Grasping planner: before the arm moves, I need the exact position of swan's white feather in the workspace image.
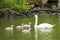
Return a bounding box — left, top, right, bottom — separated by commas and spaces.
5, 25, 13, 31
37, 23, 55, 29
16, 26, 22, 29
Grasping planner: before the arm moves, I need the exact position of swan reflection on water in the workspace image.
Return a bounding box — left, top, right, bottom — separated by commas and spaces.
5, 29, 13, 37
38, 28, 54, 33
38, 28, 55, 40
5, 25, 13, 37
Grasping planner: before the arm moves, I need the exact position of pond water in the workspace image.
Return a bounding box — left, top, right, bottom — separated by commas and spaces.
0, 15, 60, 40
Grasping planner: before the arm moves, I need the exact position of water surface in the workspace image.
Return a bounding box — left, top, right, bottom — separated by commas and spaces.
0, 15, 60, 40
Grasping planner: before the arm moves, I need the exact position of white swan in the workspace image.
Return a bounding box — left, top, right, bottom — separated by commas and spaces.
22, 22, 31, 28
37, 23, 55, 29
16, 23, 24, 29
34, 15, 56, 40
16, 22, 31, 30
5, 25, 13, 30
34, 15, 55, 29
22, 28, 31, 34
22, 22, 31, 30
16, 26, 22, 29
22, 22, 31, 34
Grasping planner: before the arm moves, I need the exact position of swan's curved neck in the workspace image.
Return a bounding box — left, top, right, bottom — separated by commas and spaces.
34, 15, 38, 27
34, 15, 38, 40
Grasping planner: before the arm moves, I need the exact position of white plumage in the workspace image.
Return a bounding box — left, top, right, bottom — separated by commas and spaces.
36, 23, 55, 29
34, 15, 56, 40
16, 22, 31, 30
34, 15, 55, 40
16, 23, 24, 29
22, 27, 31, 34
34, 15, 55, 29
5, 25, 13, 31
16, 25, 22, 29
22, 22, 31, 34
22, 22, 31, 28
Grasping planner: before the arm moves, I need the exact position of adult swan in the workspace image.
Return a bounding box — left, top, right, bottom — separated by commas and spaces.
34, 15, 56, 40
34, 15, 56, 29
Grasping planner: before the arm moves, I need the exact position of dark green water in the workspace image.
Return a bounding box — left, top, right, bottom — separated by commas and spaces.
0, 15, 60, 40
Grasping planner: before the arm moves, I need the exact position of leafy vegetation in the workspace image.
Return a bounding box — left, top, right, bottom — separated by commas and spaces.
0, 0, 34, 10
